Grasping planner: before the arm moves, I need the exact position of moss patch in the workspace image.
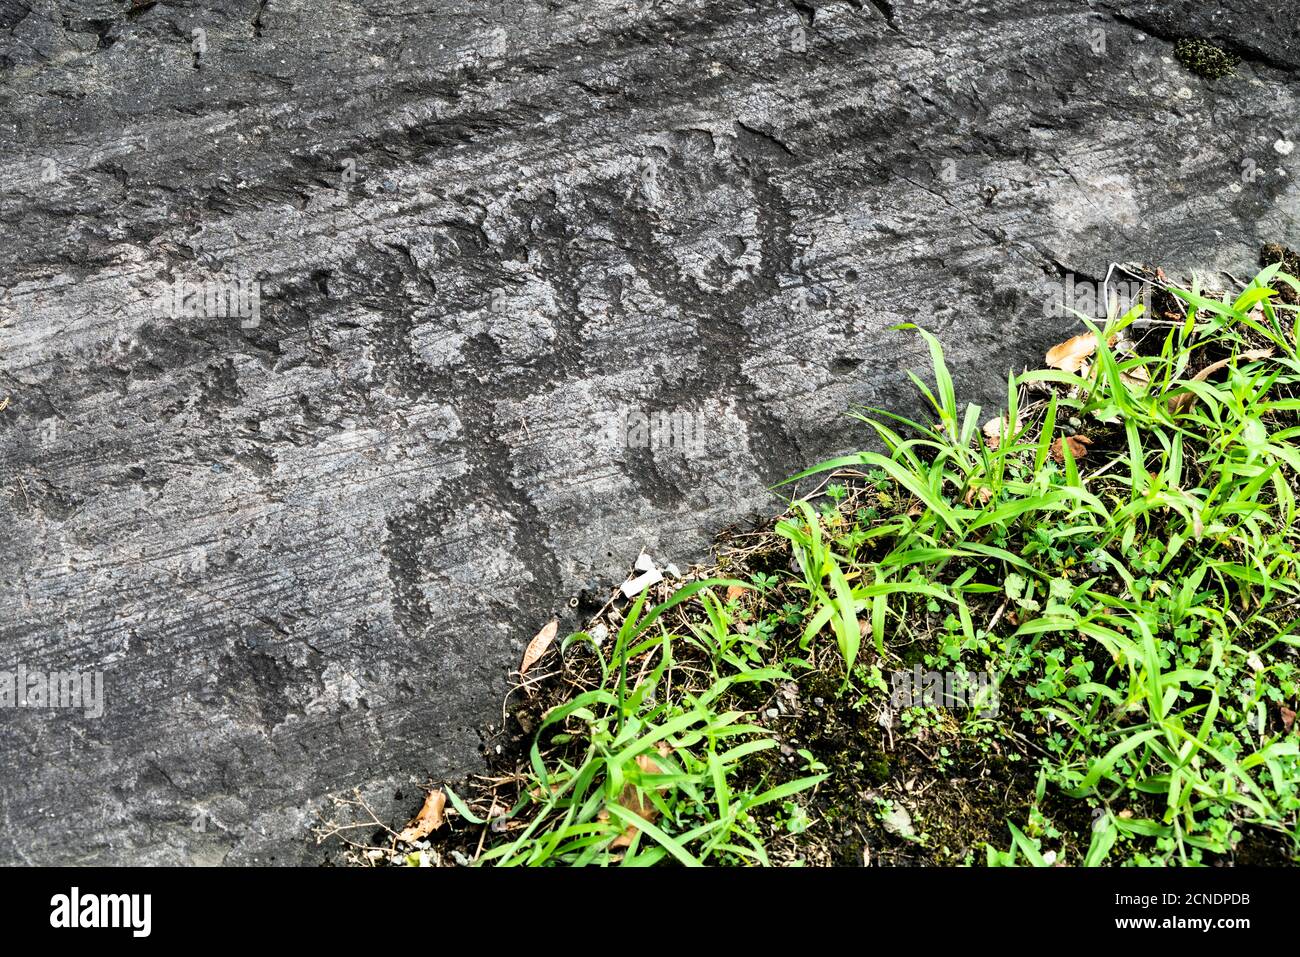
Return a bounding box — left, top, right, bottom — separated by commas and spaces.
1174, 38, 1239, 80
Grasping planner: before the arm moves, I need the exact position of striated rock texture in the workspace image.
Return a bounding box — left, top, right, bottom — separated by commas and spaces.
1, 0, 1297, 864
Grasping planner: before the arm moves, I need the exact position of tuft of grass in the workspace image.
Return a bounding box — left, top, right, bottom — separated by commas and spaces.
1262, 244, 1300, 305
447, 580, 827, 866
361, 263, 1300, 867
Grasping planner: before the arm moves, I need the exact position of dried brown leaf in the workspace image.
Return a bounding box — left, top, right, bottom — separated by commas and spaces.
1046, 333, 1097, 373
1120, 363, 1151, 390
1050, 434, 1093, 464
397, 788, 446, 843
609, 752, 666, 849
982, 414, 1021, 450
1169, 348, 1274, 414
1282, 704, 1296, 734
519, 619, 558, 676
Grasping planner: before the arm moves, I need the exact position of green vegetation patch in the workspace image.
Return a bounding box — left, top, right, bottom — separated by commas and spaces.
1174, 38, 1240, 80
1262, 244, 1300, 305
335, 263, 1300, 867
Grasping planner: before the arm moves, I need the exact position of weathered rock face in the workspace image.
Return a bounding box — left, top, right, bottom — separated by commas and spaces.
0, 0, 1296, 864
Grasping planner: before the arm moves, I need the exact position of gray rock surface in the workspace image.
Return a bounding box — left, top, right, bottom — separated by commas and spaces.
1, 0, 1297, 864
